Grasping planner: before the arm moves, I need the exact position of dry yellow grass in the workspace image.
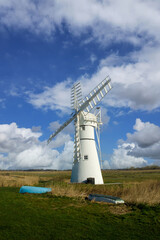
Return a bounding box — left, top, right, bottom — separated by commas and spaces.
0, 174, 39, 187
1, 171, 160, 205
51, 180, 160, 205
121, 180, 160, 205
52, 184, 87, 198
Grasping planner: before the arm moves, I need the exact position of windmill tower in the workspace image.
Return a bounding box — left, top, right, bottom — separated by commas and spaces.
48, 76, 112, 184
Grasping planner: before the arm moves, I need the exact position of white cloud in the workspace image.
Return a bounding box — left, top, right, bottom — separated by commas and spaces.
28, 79, 72, 113
127, 118, 160, 148
48, 121, 61, 131
49, 133, 72, 149
80, 45, 160, 111
0, 122, 73, 170
48, 120, 74, 135
0, 0, 160, 45
109, 119, 160, 169
1, 119, 159, 170
26, 43, 160, 113
56, 140, 74, 170
32, 126, 42, 133
90, 54, 97, 64
4, 1, 157, 113
110, 143, 147, 169
126, 119, 160, 160
103, 159, 110, 169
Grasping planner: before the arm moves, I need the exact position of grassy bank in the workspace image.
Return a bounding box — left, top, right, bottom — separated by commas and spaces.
0, 169, 160, 239
1, 169, 160, 205
0, 187, 160, 240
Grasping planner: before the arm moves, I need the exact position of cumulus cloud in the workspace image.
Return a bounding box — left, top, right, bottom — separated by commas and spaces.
5, 1, 157, 113
32, 126, 42, 133
109, 119, 160, 169
0, 122, 73, 170
110, 143, 147, 169
49, 133, 72, 149
0, 0, 160, 45
127, 118, 160, 148
1, 118, 159, 170
56, 140, 74, 170
127, 119, 160, 160
26, 43, 160, 113
27, 73, 111, 124
80, 45, 160, 111
48, 120, 74, 135
28, 79, 72, 113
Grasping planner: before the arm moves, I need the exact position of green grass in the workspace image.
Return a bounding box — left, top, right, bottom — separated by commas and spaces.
1, 169, 160, 239
0, 187, 160, 240
102, 169, 160, 183
1, 169, 160, 185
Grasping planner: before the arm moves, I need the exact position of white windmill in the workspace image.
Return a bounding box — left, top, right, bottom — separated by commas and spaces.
48, 76, 112, 184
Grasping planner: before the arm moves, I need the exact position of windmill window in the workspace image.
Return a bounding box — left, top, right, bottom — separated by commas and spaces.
84, 155, 88, 160
82, 126, 85, 131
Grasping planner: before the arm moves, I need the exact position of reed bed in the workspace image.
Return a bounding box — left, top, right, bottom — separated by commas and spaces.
51, 180, 160, 205
1, 170, 160, 205
52, 184, 87, 198
0, 175, 39, 187
121, 180, 160, 205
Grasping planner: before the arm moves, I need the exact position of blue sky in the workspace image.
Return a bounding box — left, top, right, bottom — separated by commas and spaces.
0, 0, 160, 170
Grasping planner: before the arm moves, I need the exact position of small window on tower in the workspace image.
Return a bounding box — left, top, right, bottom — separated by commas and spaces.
84, 155, 88, 160
82, 126, 85, 131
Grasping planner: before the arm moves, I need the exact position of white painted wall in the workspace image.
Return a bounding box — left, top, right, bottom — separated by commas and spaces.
71, 112, 104, 184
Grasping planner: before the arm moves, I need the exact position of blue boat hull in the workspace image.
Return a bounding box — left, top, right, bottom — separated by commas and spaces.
19, 186, 52, 194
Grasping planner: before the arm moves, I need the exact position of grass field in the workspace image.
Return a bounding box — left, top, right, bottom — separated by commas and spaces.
0, 169, 160, 239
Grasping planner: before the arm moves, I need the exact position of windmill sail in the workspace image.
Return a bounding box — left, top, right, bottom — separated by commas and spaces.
71, 81, 82, 110
78, 76, 112, 113
47, 76, 112, 144
47, 113, 76, 144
